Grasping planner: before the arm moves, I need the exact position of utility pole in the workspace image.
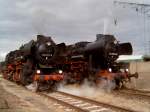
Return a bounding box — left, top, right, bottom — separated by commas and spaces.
114, 1, 150, 55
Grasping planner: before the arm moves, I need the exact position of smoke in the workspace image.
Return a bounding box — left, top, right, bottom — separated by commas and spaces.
103, 18, 110, 35
58, 78, 116, 97
27, 0, 115, 40
103, 0, 114, 35
26, 83, 38, 92
97, 79, 116, 93
30, 8, 56, 35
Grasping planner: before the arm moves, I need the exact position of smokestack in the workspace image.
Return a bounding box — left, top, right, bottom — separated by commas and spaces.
96, 34, 104, 41
37, 35, 56, 45
37, 34, 45, 39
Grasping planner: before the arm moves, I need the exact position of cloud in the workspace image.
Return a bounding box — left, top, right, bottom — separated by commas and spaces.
0, 0, 150, 61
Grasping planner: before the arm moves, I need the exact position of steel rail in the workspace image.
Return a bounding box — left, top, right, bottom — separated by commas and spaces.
55, 91, 138, 112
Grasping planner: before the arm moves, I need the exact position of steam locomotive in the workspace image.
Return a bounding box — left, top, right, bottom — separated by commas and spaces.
62, 34, 137, 87
3, 34, 138, 91
4, 35, 64, 91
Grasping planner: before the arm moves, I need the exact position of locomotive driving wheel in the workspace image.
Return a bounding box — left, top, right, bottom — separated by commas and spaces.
20, 69, 27, 85
20, 64, 32, 85
15, 69, 21, 84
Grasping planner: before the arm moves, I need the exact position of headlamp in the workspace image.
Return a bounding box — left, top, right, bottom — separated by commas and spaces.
58, 70, 63, 74
125, 69, 129, 72
108, 68, 112, 72
36, 70, 41, 74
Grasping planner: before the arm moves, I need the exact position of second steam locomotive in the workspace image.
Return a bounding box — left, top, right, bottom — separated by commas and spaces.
2, 34, 138, 91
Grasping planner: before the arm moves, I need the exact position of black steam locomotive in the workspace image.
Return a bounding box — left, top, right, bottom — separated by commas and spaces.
61, 34, 134, 85
3, 34, 136, 91
4, 35, 64, 91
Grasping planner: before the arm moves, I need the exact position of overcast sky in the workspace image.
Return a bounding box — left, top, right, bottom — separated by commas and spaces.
0, 0, 150, 61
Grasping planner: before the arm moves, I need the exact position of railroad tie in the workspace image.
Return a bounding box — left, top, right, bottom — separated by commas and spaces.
90, 108, 109, 112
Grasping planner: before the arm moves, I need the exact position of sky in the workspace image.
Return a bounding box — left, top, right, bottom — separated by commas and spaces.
0, 0, 150, 61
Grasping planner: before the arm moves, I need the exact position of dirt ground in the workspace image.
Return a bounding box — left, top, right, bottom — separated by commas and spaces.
0, 72, 150, 112
0, 75, 73, 112
0, 78, 37, 112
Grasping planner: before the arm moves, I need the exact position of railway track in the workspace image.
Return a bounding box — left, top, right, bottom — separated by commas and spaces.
123, 88, 150, 95
115, 88, 150, 102
38, 91, 137, 112
1, 79, 144, 112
